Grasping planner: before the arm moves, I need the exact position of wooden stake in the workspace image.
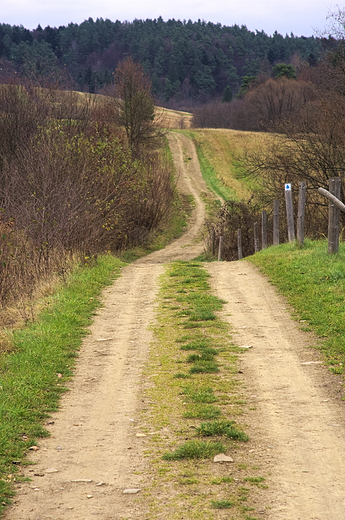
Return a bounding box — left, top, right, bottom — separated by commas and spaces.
297, 181, 306, 245
261, 210, 268, 249
327, 177, 341, 254
253, 222, 260, 253
237, 229, 243, 260
218, 236, 223, 261
273, 199, 279, 246
211, 228, 215, 256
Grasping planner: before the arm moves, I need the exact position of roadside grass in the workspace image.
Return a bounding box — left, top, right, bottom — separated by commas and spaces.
0, 255, 125, 515
248, 239, 345, 377
138, 261, 270, 519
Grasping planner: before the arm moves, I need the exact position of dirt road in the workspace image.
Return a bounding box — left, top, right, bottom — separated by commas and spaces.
5, 132, 345, 520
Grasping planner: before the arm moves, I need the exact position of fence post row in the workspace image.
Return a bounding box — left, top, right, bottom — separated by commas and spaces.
284, 183, 295, 242
213, 178, 343, 261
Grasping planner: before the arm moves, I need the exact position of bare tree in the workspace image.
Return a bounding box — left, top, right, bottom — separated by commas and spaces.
112, 57, 161, 153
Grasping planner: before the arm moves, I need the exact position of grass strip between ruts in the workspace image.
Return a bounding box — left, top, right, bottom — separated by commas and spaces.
0, 255, 125, 515
137, 261, 268, 519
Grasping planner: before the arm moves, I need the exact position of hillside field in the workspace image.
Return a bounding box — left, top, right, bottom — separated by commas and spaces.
184, 128, 272, 201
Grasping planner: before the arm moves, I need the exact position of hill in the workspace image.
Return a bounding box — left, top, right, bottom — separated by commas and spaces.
0, 18, 323, 105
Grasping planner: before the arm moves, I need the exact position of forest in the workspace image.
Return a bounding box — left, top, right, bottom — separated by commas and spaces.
0, 17, 323, 106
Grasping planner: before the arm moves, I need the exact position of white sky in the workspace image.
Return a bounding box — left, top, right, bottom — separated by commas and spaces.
0, 0, 337, 37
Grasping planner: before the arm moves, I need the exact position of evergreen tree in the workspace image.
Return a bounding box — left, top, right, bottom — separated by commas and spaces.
222, 85, 232, 102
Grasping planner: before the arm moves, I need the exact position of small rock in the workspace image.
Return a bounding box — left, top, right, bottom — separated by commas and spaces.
96, 481, 106, 486
45, 468, 59, 473
86, 495, 93, 499
136, 433, 147, 437
301, 361, 322, 365
238, 345, 253, 349
214, 453, 234, 463
96, 338, 112, 342
123, 488, 141, 494
28, 446, 39, 451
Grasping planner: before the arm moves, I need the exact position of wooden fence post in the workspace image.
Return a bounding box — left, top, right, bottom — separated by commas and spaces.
327, 177, 341, 254
253, 222, 260, 253
237, 229, 243, 260
261, 210, 268, 249
284, 183, 295, 242
297, 181, 306, 245
273, 199, 279, 246
211, 228, 215, 256
218, 236, 223, 261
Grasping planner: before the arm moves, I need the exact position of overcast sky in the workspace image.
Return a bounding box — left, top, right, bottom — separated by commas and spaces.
0, 0, 337, 37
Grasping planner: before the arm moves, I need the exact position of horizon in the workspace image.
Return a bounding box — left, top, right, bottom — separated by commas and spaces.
0, 0, 337, 38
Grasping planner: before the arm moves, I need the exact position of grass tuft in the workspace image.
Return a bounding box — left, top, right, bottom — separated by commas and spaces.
211, 499, 235, 509
162, 440, 225, 460
183, 404, 222, 419
196, 420, 249, 441
189, 361, 219, 374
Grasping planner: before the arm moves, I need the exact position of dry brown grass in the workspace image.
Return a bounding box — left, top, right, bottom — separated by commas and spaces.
155, 107, 193, 129
55, 90, 193, 130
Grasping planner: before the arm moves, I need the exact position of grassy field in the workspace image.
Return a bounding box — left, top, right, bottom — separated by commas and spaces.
184, 129, 272, 201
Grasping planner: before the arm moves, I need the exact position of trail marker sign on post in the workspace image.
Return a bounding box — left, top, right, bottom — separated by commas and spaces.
284, 183, 295, 242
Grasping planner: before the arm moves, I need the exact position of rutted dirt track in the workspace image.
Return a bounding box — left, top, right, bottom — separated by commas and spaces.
209, 263, 345, 519
5, 132, 345, 520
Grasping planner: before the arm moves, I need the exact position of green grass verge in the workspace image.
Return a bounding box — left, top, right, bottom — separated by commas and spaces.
195, 145, 237, 201
0, 255, 125, 514
247, 239, 345, 376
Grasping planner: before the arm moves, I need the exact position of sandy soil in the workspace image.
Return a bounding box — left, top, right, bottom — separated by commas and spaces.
5, 132, 345, 520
